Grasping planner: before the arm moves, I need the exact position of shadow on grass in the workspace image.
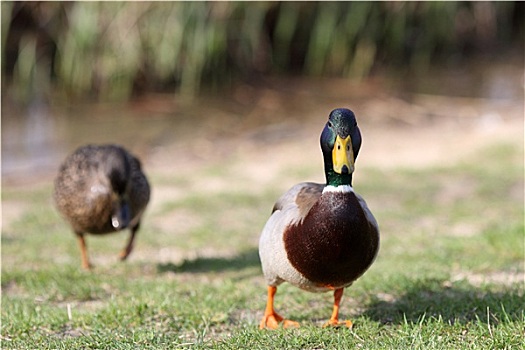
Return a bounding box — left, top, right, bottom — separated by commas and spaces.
157, 248, 260, 274
362, 278, 524, 326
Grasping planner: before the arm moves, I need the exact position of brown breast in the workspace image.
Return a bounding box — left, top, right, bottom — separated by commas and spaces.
283, 191, 379, 287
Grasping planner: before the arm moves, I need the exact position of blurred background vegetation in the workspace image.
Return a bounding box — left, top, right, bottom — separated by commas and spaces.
1, 1, 523, 103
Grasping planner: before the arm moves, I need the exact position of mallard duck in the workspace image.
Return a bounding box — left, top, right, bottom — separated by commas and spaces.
54, 144, 150, 270
259, 108, 379, 329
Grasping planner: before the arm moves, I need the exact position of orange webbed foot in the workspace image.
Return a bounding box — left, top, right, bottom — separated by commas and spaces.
321, 288, 353, 329
119, 229, 137, 262
118, 249, 131, 261
118, 241, 134, 261
322, 319, 353, 329
260, 312, 299, 329
81, 261, 93, 271
282, 319, 300, 329
260, 286, 300, 330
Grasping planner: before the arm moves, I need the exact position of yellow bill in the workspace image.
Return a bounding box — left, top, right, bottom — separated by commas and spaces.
332, 135, 354, 174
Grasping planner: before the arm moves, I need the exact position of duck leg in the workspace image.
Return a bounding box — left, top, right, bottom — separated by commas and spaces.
119, 223, 139, 261
259, 286, 299, 329
76, 233, 92, 270
323, 288, 353, 328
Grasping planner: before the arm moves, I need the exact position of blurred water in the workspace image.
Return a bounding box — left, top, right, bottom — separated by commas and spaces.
1, 99, 192, 183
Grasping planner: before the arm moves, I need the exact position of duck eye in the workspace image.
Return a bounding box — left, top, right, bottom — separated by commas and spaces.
328, 121, 333, 128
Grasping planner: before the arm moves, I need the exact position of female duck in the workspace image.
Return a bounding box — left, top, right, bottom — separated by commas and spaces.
54, 144, 150, 270
259, 108, 379, 329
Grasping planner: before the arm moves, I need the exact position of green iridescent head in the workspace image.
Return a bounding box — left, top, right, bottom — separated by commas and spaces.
320, 108, 362, 187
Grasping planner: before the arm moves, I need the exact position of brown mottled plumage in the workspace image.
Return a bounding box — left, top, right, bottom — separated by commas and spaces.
54, 144, 150, 269
259, 108, 379, 329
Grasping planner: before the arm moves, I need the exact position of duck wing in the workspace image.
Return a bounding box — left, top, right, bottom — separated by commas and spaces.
272, 182, 324, 221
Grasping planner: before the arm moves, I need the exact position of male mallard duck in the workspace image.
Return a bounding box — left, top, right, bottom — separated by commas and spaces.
54, 144, 150, 270
259, 108, 379, 329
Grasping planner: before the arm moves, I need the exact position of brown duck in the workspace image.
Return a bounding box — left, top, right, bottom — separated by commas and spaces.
259, 108, 379, 329
54, 144, 150, 269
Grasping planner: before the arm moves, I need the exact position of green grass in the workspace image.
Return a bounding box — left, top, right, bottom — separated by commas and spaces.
2, 142, 524, 349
